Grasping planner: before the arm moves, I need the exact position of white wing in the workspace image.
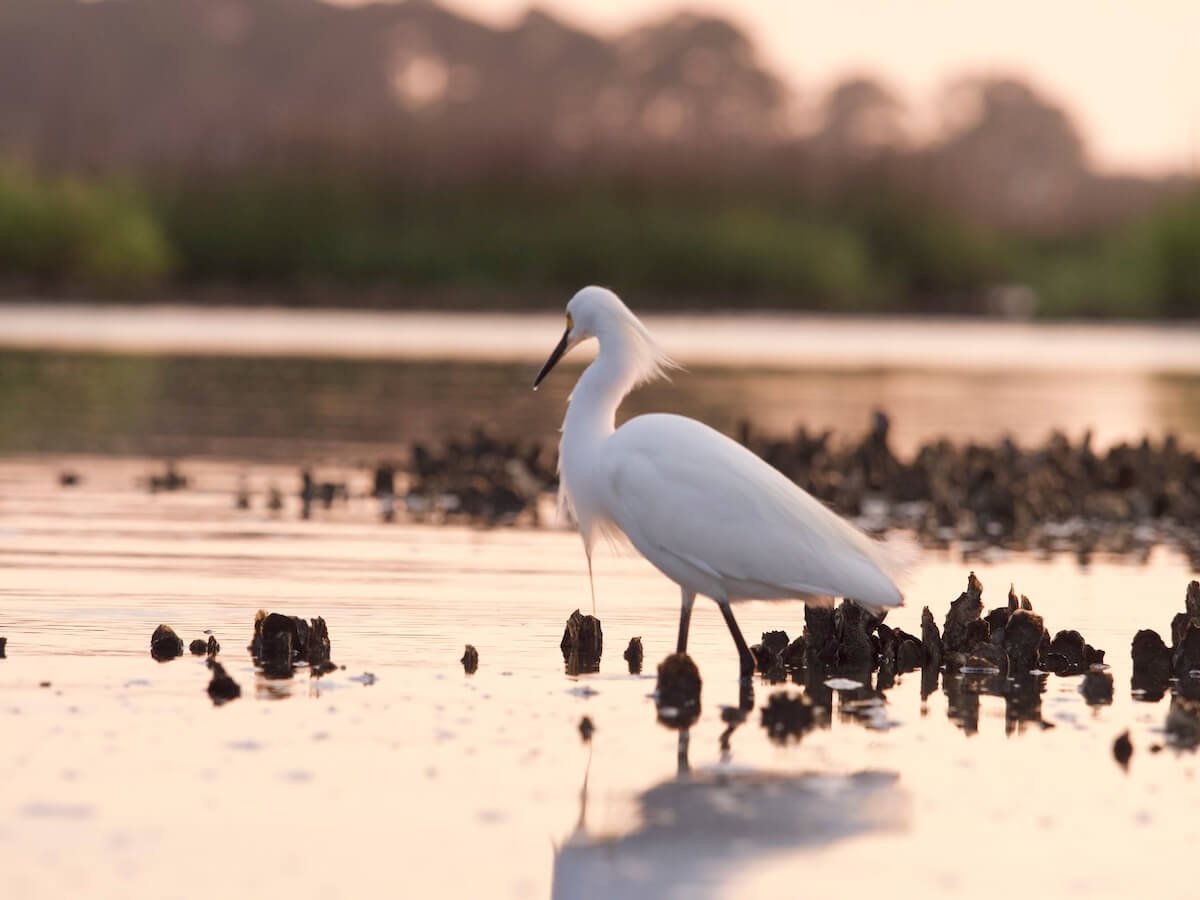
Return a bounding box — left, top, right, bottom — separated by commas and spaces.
602, 414, 903, 612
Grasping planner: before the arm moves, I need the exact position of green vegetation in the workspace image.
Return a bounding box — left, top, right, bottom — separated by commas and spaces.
0, 166, 173, 291
1, 167, 1197, 317
1026, 191, 1200, 318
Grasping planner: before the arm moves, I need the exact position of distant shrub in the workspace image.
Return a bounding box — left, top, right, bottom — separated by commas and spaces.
1148, 192, 1200, 317
1027, 192, 1200, 318
154, 178, 872, 305
0, 167, 173, 290
0, 163, 1194, 318
1025, 232, 1152, 318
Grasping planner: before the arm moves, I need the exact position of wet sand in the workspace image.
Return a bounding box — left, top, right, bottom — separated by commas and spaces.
2, 458, 1199, 898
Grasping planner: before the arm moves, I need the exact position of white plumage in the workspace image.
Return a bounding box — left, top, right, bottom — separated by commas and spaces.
534, 286, 904, 677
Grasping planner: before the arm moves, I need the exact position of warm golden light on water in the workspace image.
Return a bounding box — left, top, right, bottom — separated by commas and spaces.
2, 459, 1198, 897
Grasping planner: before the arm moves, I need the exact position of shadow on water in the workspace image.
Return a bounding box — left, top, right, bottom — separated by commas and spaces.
551, 721, 907, 900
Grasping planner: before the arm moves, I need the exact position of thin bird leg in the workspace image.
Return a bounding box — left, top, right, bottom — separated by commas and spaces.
676, 589, 695, 654
586, 553, 596, 616
718, 601, 756, 679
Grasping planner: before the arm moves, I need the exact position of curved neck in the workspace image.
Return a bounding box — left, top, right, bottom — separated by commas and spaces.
562, 333, 639, 459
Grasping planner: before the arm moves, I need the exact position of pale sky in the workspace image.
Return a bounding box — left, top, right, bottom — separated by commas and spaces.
431, 0, 1200, 175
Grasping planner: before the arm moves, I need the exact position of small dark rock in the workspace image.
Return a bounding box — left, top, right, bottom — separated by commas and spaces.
984, 605, 1011, 636
0, 636, 6, 659
874, 623, 896, 662
896, 637, 924, 672
250, 610, 331, 673
189, 639, 207, 655
1173, 621, 1200, 677
561, 610, 603, 675
305, 617, 331, 668
875, 656, 896, 691
760, 630, 790, 659
781, 635, 807, 669
1131, 629, 1172, 699
259, 614, 297, 652
1081, 670, 1114, 706
943, 572, 985, 653
804, 604, 836, 664
962, 642, 1008, 674
1044, 653, 1069, 675
1046, 630, 1089, 675
58, 470, 80, 487
291, 617, 310, 655
834, 600, 873, 669
1112, 730, 1133, 769
777, 633, 806, 672
920, 606, 942, 669
461, 644, 479, 674
1171, 612, 1193, 649
207, 661, 241, 704
249, 609, 267, 658
623, 637, 644, 674
578, 716, 595, 742
1187, 580, 1200, 620
253, 612, 308, 661
261, 631, 293, 679
762, 660, 790, 684
1003, 609, 1045, 674
963, 618, 991, 649
760, 691, 816, 743
150, 624, 184, 661
655, 653, 701, 725
752, 630, 790, 675
1177, 675, 1200, 701
206, 635, 220, 657
941, 651, 968, 672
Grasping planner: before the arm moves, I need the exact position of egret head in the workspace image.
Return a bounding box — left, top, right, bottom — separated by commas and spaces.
533, 286, 676, 389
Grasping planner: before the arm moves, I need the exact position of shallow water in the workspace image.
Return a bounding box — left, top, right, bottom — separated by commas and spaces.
2, 348, 1199, 462
2, 458, 1199, 899
3, 305, 1200, 462
4, 307, 1200, 897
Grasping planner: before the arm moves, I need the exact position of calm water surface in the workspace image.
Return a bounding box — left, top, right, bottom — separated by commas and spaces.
3, 309, 1200, 898
1, 459, 1199, 899
1, 306, 1199, 460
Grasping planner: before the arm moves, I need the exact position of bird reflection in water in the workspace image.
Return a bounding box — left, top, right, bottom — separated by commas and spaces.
551, 682, 907, 900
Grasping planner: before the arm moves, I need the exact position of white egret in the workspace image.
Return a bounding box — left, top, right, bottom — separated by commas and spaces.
534, 286, 904, 677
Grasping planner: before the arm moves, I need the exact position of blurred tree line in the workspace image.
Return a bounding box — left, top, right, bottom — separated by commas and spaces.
0, 0, 1196, 316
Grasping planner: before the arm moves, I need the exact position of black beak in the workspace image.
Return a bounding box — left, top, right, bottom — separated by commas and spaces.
533, 327, 570, 389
